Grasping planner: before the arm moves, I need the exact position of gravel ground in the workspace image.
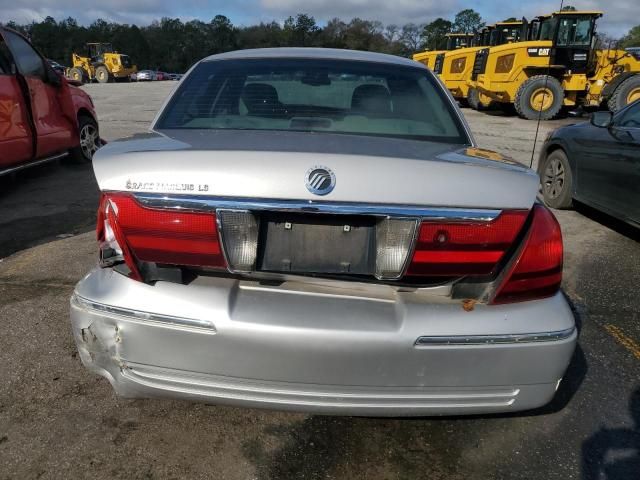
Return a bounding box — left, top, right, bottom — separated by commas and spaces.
0, 82, 638, 480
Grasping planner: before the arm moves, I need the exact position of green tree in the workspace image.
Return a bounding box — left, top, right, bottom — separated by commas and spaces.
421, 18, 452, 51
317, 18, 347, 48
453, 9, 484, 34
343, 18, 386, 51
29, 16, 62, 60
238, 22, 284, 49
620, 25, 640, 48
283, 13, 319, 46
209, 15, 238, 53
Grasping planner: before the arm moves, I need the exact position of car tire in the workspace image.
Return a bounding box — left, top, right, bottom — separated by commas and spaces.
607, 75, 640, 112
69, 68, 85, 84
95, 65, 111, 84
514, 75, 564, 120
540, 149, 573, 209
70, 115, 100, 163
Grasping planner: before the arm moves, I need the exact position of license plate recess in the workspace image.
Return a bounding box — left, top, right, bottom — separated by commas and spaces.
259, 212, 376, 275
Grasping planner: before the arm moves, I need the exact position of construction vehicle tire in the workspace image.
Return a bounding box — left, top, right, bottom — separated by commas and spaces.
514, 75, 564, 120
95, 65, 111, 84
467, 88, 484, 111
607, 75, 640, 112
68, 68, 85, 84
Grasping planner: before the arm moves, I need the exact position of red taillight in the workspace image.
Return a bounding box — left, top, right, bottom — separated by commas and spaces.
97, 193, 226, 280
491, 205, 563, 304
406, 210, 528, 277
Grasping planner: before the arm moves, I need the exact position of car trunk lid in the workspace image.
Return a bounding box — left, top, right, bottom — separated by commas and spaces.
93, 130, 538, 210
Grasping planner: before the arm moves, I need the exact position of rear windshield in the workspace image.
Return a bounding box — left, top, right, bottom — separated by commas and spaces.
156, 58, 469, 144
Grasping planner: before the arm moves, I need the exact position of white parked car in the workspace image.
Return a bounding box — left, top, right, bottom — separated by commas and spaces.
135, 69, 156, 81
70, 48, 575, 416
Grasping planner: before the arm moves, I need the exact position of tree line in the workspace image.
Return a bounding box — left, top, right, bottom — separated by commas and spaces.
1, 10, 486, 73
2, 10, 638, 74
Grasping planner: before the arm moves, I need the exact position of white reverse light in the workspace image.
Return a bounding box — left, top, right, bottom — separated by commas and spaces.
217, 210, 259, 272
375, 218, 418, 280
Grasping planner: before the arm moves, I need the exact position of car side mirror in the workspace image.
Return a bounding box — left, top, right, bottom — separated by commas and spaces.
44, 62, 62, 87
590, 111, 613, 128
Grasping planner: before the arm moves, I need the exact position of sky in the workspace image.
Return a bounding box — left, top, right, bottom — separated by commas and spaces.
0, 0, 635, 37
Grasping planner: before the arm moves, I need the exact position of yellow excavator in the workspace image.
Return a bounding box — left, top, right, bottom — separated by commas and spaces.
413, 33, 474, 71
468, 11, 640, 119
68, 43, 137, 84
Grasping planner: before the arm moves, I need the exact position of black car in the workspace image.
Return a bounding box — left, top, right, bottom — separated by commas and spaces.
47, 59, 66, 75
539, 100, 640, 227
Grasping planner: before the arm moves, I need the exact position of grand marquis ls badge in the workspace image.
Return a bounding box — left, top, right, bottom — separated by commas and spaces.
305, 166, 336, 196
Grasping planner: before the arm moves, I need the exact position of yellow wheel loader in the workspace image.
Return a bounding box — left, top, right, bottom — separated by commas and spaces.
413, 33, 474, 71
468, 11, 640, 119
68, 43, 137, 84
435, 21, 525, 107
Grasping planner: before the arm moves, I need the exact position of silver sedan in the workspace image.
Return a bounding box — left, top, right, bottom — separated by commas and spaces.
135, 69, 156, 81
70, 48, 576, 416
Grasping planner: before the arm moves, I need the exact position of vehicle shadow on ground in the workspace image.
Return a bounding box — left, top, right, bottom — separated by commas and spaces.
241, 304, 589, 479
581, 388, 640, 480
574, 202, 640, 242
0, 159, 99, 259
242, 343, 588, 480
243, 413, 467, 479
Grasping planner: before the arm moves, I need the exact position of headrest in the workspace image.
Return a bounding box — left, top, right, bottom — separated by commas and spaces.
351, 84, 392, 115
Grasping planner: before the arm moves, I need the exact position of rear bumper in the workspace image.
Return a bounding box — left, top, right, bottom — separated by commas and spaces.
70, 268, 577, 416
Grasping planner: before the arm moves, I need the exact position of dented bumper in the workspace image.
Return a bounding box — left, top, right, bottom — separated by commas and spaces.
70, 268, 577, 416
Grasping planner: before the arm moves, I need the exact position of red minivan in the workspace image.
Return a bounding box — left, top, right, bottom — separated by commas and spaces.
0, 27, 100, 176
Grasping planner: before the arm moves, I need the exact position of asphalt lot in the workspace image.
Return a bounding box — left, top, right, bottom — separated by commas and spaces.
0, 82, 638, 480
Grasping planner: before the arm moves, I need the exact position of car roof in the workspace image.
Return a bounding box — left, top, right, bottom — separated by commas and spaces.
201, 48, 424, 69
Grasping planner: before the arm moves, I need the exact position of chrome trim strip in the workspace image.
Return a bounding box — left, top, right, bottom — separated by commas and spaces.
72, 294, 216, 332
133, 193, 501, 222
415, 327, 576, 346
0, 152, 68, 177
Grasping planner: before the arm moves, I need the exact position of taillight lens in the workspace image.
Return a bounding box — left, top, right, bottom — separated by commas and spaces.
491, 205, 563, 304
97, 194, 143, 281
406, 210, 528, 277
96, 193, 226, 280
